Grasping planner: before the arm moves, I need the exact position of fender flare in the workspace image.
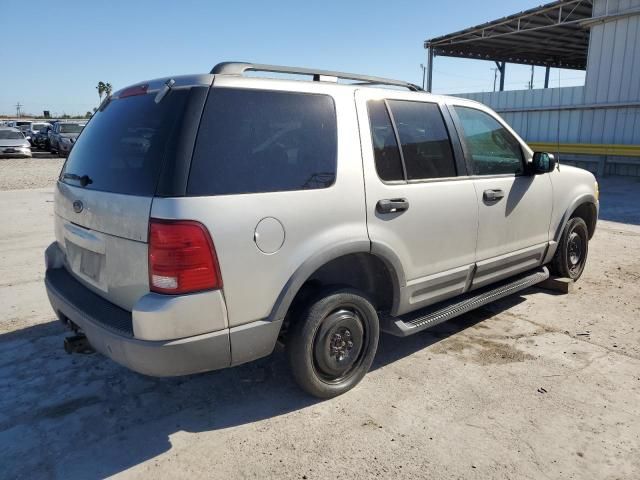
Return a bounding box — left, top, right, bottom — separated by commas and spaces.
553, 194, 598, 243
267, 240, 405, 323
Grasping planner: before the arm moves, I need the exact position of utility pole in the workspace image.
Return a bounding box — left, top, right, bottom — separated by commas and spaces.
15, 102, 23, 118
529, 65, 534, 90
491, 67, 499, 92
420, 64, 426, 90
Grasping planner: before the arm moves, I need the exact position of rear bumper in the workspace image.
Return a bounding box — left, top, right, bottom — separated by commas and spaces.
45, 267, 232, 376
44, 240, 283, 376
0, 151, 32, 158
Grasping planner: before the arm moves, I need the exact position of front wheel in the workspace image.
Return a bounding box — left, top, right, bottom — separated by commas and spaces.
287, 287, 380, 398
551, 217, 589, 280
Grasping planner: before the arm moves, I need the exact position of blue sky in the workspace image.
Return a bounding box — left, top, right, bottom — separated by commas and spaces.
0, 0, 586, 116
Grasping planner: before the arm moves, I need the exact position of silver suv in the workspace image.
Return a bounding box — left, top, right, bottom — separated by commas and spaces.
45, 62, 598, 398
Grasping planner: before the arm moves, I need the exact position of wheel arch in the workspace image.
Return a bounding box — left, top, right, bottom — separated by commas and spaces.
268, 241, 405, 328
554, 194, 598, 242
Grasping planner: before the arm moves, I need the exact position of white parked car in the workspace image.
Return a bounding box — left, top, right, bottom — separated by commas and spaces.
0, 127, 32, 158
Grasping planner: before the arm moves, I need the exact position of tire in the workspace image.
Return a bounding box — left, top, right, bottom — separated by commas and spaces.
550, 217, 589, 281
287, 287, 380, 398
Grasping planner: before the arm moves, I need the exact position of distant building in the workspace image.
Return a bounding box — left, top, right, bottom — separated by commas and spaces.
424, 0, 640, 176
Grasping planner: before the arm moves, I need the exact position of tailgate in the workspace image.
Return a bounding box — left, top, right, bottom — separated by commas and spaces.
52, 83, 208, 311
54, 183, 151, 311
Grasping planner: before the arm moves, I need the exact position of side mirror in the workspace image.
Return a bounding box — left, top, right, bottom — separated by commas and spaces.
531, 152, 557, 174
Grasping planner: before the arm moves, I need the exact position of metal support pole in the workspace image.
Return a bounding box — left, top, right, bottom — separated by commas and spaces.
426, 47, 434, 93
530, 65, 534, 90
495, 61, 506, 91
544, 66, 551, 88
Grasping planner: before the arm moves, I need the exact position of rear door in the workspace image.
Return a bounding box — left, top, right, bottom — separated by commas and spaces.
355, 90, 479, 315
55, 84, 207, 310
449, 103, 552, 289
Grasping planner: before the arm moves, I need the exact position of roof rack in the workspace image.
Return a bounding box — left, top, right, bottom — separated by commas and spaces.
210, 62, 422, 92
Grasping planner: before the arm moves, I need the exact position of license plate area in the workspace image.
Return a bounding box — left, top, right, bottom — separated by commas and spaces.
65, 240, 106, 289
80, 249, 102, 281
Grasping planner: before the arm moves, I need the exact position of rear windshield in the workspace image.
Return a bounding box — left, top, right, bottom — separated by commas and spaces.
61, 90, 188, 195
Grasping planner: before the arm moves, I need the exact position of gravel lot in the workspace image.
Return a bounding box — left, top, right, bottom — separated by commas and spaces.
1, 161, 639, 479
0, 152, 65, 191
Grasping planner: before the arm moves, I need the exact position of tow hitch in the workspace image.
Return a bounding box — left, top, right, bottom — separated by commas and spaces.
64, 334, 95, 355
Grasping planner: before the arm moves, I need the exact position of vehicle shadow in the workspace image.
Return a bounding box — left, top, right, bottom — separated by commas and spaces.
1, 293, 526, 479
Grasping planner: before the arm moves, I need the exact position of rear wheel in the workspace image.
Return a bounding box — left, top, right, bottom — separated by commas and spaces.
551, 217, 589, 281
287, 287, 379, 398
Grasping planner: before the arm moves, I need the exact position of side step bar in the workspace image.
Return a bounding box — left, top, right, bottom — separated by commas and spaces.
380, 267, 549, 337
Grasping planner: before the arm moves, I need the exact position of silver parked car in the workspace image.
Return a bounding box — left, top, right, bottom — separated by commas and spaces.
45, 62, 598, 398
0, 127, 32, 158
49, 121, 85, 156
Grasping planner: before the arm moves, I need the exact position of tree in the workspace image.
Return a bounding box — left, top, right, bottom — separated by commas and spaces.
104, 83, 113, 98
96, 81, 106, 104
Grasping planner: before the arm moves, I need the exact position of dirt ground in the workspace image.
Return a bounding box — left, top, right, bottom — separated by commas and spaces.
0, 153, 64, 191
0, 163, 639, 479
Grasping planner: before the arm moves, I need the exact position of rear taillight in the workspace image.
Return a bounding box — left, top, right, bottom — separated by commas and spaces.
148, 219, 222, 295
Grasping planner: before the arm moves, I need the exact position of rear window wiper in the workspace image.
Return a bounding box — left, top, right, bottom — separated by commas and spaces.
63, 173, 93, 187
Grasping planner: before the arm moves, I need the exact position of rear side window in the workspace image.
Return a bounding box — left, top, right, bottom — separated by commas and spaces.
387, 100, 456, 180
61, 90, 189, 195
454, 106, 523, 175
188, 88, 337, 196
367, 100, 404, 181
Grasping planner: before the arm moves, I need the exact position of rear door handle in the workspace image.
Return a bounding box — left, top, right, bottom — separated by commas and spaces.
377, 198, 410, 214
483, 189, 505, 202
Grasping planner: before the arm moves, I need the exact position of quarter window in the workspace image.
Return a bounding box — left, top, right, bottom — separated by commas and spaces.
454, 106, 524, 175
188, 88, 337, 196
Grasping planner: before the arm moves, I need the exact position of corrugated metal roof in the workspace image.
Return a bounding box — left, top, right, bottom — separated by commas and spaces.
425, 0, 593, 69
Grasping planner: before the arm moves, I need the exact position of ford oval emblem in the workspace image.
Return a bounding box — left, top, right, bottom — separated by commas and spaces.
73, 200, 84, 213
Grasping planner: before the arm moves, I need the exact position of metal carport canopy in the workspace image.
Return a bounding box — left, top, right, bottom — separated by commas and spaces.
423, 0, 593, 91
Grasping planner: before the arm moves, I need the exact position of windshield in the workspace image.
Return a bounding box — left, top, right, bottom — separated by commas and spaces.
0, 130, 24, 140
60, 123, 84, 134
61, 90, 189, 195
32, 123, 48, 130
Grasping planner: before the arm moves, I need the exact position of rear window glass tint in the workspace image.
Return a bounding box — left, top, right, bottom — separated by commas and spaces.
387, 100, 456, 180
188, 88, 337, 196
61, 90, 189, 195
367, 100, 404, 181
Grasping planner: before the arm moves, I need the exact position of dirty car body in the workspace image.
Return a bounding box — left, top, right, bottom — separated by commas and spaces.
45, 63, 598, 398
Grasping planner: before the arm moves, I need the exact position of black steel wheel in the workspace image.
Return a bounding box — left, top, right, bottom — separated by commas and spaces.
551, 217, 589, 281
287, 287, 379, 398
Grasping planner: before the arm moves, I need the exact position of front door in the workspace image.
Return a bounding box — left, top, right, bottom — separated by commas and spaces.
355, 90, 479, 315
450, 103, 553, 289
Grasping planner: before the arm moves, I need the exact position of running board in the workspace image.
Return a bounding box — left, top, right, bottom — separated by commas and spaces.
380, 267, 549, 337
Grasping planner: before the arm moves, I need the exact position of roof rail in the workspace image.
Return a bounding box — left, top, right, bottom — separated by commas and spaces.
210, 62, 422, 91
